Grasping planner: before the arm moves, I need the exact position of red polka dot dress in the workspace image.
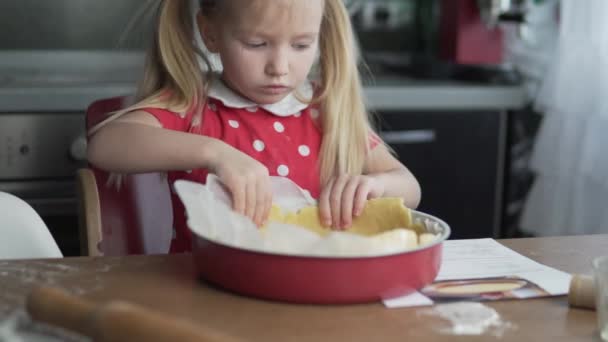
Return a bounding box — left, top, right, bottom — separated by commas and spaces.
143, 77, 324, 252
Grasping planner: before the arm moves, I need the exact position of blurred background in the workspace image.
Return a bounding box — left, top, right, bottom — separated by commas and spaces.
2, 0, 603, 256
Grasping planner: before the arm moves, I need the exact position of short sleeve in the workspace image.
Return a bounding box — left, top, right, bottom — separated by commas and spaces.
142, 107, 193, 132
369, 131, 383, 150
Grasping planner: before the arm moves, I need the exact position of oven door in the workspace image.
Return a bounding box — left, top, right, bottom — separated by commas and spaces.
0, 113, 87, 215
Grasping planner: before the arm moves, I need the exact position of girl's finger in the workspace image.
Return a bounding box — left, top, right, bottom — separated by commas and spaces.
353, 180, 372, 218
231, 179, 246, 216
253, 176, 268, 226
330, 175, 349, 229
319, 178, 335, 227
340, 177, 360, 228
244, 177, 256, 222
262, 178, 273, 226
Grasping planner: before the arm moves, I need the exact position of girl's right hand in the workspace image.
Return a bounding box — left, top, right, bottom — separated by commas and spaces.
207, 140, 272, 227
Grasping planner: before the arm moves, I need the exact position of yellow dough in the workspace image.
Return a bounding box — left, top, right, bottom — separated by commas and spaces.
419, 233, 439, 246
267, 197, 418, 237
370, 229, 419, 250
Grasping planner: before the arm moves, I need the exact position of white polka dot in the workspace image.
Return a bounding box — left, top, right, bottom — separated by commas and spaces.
274, 122, 285, 133
192, 115, 202, 126
185, 169, 193, 174
246, 107, 258, 112
310, 109, 320, 119
208, 103, 217, 112
228, 120, 239, 128
294, 111, 302, 117
277, 165, 290, 177
298, 145, 311, 157
253, 140, 265, 152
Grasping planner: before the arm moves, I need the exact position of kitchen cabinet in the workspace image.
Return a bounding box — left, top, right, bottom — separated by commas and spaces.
377, 110, 507, 239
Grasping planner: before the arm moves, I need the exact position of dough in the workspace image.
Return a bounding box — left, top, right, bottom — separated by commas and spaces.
267, 197, 415, 237
368, 228, 418, 250
419, 233, 439, 246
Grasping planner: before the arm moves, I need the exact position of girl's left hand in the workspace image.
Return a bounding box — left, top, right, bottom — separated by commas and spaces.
319, 174, 385, 230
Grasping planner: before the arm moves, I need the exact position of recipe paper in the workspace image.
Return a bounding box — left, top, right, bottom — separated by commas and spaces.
383, 238, 572, 308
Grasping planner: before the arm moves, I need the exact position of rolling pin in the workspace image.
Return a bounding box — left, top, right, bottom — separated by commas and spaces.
568, 274, 596, 310
26, 287, 245, 342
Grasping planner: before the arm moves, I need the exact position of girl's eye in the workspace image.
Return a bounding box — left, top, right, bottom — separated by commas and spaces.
293, 44, 311, 50
246, 42, 266, 48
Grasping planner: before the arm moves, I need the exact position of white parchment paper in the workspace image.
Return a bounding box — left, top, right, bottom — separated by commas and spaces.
174, 175, 445, 257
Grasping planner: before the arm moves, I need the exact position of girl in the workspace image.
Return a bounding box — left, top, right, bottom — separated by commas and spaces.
88, 0, 421, 253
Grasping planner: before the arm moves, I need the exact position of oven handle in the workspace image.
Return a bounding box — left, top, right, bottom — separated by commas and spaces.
380, 129, 437, 144
70, 136, 88, 162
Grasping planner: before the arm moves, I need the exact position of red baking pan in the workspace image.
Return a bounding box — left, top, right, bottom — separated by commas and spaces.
191, 210, 450, 304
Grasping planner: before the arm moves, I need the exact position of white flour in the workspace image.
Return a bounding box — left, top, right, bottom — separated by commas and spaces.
421, 302, 515, 337
0, 259, 128, 341
0, 310, 88, 342
0, 311, 24, 342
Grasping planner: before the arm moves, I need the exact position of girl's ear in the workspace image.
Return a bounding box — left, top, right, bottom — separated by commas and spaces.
196, 11, 220, 53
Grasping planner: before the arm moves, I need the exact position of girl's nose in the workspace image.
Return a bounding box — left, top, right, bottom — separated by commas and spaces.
265, 50, 289, 77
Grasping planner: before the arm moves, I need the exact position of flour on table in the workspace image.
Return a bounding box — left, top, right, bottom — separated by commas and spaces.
0, 259, 130, 340
420, 302, 515, 337
0, 310, 88, 342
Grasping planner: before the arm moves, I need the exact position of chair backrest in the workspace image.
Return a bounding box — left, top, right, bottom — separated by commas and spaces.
81, 97, 173, 256
0, 192, 63, 259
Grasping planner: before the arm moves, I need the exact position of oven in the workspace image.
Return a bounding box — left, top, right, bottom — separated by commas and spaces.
0, 0, 148, 254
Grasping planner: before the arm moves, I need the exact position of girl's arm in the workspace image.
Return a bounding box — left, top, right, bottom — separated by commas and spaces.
87, 111, 273, 226
87, 111, 220, 173
363, 145, 421, 209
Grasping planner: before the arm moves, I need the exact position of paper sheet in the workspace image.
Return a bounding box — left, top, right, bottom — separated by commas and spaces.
174, 176, 449, 257
384, 291, 434, 308
383, 238, 572, 308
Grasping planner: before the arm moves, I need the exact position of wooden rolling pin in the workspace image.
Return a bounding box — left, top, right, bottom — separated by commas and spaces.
26, 287, 245, 342
568, 274, 596, 310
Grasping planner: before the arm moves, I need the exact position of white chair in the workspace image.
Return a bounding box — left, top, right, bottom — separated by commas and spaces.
0, 192, 63, 259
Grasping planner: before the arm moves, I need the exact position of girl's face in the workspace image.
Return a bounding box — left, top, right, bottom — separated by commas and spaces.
199, 0, 324, 105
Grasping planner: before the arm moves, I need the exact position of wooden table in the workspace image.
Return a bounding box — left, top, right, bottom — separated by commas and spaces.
1, 235, 606, 341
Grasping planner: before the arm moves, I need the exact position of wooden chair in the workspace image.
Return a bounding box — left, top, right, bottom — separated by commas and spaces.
77, 97, 173, 256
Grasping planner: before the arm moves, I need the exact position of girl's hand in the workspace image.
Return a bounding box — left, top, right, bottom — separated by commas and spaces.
319, 174, 385, 230
208, 141, 272, 227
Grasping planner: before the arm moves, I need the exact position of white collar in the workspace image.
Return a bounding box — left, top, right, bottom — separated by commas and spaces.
207, 74, 313, 117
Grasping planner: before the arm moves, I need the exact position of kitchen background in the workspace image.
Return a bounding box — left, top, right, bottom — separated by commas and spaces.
2, 0, 597, 256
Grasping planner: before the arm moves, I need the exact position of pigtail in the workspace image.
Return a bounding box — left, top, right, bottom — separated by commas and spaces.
315, 0, 372, 185
90, 0, 213, 135
154, 0, 209, 110
88, 0, 215, 188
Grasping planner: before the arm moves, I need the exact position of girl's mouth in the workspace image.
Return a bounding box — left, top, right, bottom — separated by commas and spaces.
261, 85, 290, 94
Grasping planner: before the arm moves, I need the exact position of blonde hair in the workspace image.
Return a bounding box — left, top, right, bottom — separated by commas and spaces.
91, 0, 376, 186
